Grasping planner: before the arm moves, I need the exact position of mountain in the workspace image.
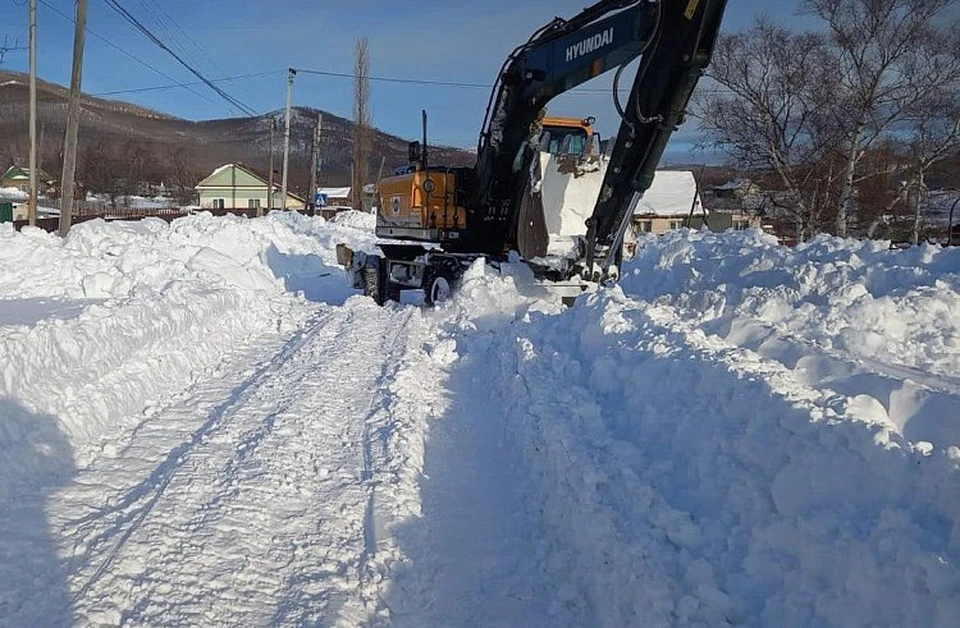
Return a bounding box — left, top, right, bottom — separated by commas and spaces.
0, 70, 474, 196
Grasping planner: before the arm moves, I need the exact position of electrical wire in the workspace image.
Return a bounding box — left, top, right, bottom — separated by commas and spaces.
36, 0, 220, 109
94, 70, 280, 96
102, 0, 258, 116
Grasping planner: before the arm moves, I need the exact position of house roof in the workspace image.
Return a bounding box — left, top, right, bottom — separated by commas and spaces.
196, 163, 304, 202
634, 170, 704, 217
713, 178, 754, 191
1, 165, 52, 182
317, 186, 352, 198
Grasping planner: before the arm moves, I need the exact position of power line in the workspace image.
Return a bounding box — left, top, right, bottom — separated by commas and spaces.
102, 0, 258, 116
143, 0, 225, 75
94, 70, 280, 96
294, 66, 735, 96
36, 0, 221, 109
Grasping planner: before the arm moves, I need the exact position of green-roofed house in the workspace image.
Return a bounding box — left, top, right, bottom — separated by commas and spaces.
1, 165, 52, 194
194, 163, 304, 210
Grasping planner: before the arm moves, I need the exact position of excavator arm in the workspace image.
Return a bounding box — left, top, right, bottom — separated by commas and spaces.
586, 0, 728, 277
468, 0, 728, 273
469, 0, 658, 254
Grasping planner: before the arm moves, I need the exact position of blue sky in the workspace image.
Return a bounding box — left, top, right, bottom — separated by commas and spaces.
2, 0, 812, 162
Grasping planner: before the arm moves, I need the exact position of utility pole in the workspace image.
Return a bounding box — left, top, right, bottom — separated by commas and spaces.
308, 112, 322, 214
27, 0, 37, 227
280, 68, 295, 211
59, 0, 87, 237
28, 0, 37, 226
264, 117, 274, 217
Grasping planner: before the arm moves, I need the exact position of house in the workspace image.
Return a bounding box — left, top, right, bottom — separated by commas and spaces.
630, 170, 761, 240
194, 163, 303, 210
316, 186, 352, 208
711, 178, 761, 200
1, 165, 52, 194
631, 170, 707, 235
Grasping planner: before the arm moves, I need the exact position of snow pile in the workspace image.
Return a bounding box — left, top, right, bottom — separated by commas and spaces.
332, 209, 377, 231
621, 229, 960, 448
486, 287, 960, 627
622, 230, 960, 376
0, 212, 371, 465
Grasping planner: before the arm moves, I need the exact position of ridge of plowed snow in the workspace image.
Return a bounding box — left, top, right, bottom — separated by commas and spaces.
2, 216, 959, 626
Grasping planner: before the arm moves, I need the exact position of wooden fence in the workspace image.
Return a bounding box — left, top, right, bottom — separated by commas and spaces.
8, 208, 316, 233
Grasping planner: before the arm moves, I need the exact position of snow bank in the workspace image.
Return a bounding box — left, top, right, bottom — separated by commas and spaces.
332, 209, 377, 232
0, 212, 372, 465
622, 230, 960, 377
485, 287, 960, 627
621, 229, 960, 447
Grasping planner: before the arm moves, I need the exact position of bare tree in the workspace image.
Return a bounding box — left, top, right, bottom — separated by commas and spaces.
168, 148, 200, 206
352, 37, 372, 212
805, 0, 959, 236
0, 35, 22, 65
900, 28, 960, 243
695, 20, 837, 240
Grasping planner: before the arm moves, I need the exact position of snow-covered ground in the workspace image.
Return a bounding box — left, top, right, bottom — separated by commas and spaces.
1, 212, 958, 626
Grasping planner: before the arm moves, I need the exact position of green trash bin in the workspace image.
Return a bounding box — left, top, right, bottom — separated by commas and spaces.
0, 201, 13, 223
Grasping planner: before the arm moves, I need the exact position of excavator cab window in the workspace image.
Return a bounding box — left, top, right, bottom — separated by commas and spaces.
539, 126, 590, 156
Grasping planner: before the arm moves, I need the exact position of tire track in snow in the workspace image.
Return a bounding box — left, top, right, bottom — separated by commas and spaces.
62, 308, 335, 589
53, 302, 425, 625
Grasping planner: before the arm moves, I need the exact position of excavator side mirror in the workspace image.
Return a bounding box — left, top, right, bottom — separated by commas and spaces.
408, 141, 422, 164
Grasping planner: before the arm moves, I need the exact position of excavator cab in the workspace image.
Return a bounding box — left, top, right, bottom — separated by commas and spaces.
539, 116, 597, 156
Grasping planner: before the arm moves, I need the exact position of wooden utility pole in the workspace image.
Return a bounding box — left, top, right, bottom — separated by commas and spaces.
28, 0, 37, 226
263, 118, 274, 218
280, 68, 295, 212
308, 113, 322, 214
59, 0, 87, 236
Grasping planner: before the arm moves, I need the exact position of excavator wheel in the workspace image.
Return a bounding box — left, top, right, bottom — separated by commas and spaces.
362, 256, 402, 306
361, 261, 385, 305
423, 270, 454, 307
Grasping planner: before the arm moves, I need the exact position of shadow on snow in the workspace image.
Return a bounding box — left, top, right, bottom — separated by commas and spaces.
0, 399, 76, 627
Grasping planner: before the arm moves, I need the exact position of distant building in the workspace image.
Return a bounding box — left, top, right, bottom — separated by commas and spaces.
712, 178, 761, 200
316, 186, 352, 208
195, 164, 303, 210
628, 171, 761, 248
631, 171, 706, 235
1, 165, 52, 194
315, 184, 378, 211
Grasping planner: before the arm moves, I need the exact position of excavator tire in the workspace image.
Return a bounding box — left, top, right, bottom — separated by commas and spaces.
423, 269, 455, 307
361, 262, 385, 305
362, 256, 401, 305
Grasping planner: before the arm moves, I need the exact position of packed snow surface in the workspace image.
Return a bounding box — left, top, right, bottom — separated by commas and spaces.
1, 214, 958, 626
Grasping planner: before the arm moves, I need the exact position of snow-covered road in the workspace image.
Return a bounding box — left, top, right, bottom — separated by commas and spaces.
57, 304, 421, 625
2, 214, 960, 626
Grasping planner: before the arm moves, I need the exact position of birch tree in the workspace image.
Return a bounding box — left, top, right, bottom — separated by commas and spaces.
805, 0, 959, 236
696, 20, 837, 239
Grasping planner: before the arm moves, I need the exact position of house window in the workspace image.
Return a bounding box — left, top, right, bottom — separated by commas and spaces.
669, 219, 684, 230
212, 198, 225, 209
733, 219, 750, 231
248, 198, 261, 210
637, 220, 653, 233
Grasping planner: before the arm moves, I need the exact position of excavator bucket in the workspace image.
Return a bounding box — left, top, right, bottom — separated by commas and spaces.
517, 151, 608, 262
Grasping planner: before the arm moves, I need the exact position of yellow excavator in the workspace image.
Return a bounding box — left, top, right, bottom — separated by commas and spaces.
339, 0, 728, 305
